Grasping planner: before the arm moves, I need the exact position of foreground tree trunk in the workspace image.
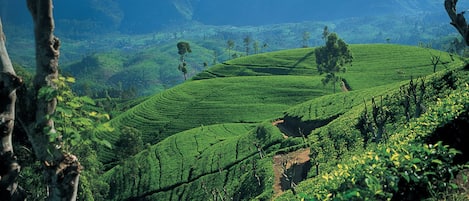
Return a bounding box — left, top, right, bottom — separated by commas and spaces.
0, 18, 27, 201
445, 0, 469, 45
26, 0, 81, 200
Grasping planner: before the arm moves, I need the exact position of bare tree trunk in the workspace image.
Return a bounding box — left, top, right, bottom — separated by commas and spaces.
445, 0, 469, 45
26, 0, 81, 200
0, 18, 27, 201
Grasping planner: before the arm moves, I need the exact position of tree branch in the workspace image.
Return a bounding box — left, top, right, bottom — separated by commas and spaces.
445, 0, 469, 45
26, 0, 81, 200
0, 18, 26, 201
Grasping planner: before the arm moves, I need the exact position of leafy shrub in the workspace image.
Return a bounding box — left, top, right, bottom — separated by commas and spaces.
295, 84, 469, 201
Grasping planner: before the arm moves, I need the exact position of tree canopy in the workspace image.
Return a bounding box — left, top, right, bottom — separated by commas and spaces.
177, 41, 192, 61
315, 32, 353, 93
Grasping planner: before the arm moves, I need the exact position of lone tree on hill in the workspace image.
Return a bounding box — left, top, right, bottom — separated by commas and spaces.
302, 31, 311, 48
177, 41, 192, 62
243, 36, 252, 56
315, 31, 353, 93
226, 39, 235, 58
253, 40, 260, 54
177, 41, 192, 80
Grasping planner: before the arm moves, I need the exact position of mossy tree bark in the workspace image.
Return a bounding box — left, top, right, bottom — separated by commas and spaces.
26, 0, 81, 200
0, 18, 27, 201
445, 0, 469, 45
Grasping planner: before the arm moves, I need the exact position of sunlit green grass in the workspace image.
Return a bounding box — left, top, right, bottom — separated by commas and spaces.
99, 44, 461, 162
342, 44, 461, 89
103, 122, 286, 200
194, 44, 462, 90
97, 75, 328, 163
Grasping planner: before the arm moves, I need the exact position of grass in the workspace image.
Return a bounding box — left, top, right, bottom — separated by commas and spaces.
63, 40, 227, 97
342, 44, 461, 89
284, 82, 402, 122
196, 45, 463, 89
278, 68, 469, 200
64, 43, 461, 98
102, 122, 288, 200
97, 44, 466, 200
97, 75, 328, 163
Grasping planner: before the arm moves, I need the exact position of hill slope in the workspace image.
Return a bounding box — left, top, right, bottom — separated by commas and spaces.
98, 44, 465, 200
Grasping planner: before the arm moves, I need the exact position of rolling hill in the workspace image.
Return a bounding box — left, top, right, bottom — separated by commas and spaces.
95, 44, 467, 200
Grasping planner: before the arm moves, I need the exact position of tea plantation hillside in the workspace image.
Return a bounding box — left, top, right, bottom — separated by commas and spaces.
62, 40, 225, 97
278, 68, 469, 200
98, 75, 329, 164
98, 44, 467, 200
194, 44, 458, 87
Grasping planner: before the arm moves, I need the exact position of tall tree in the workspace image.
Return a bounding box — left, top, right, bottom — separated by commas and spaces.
0, 18, 27, 201
26, 0, 81, 200
315, 32, 353, 93
243, 36, 252, 56
226, 39, 235, 58
177, 41, 191, 80
321, 26, 329, 42
253, 41, 260, 54
177, 41, 192, 63
302, 31, 311, 48
445, 0, 469, 45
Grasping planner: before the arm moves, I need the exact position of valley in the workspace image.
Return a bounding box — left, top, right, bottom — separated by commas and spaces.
2, 1, 469, 200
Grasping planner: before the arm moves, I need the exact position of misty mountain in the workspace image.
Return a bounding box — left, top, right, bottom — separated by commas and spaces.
0, 0, 443, 35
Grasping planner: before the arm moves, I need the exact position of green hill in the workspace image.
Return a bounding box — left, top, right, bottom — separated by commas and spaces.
63, 40, 226, 97
98, 75, 328, 164
98, 44, 467, 200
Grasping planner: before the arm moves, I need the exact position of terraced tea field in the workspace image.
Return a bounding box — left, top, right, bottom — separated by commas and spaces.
99, 44, 465, 200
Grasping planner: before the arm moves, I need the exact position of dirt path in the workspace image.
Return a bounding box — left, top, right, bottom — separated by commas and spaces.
272, 148, 311, 197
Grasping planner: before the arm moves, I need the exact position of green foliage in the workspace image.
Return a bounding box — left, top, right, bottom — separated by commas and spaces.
97, 75, 328, 164
102, 122, 286, 200
194, 44, 462, 90
177, 41, 192, 80
36, 76, 114, 200
20, 161, 48, 200
38, 76, 112, 153
177, 41, 192, 61
302, 31, 311, 48
298, 142, 464, 201
285, 80, 469, 201
359, 96, 392, 143
76, 144, 110, 201
114, 126, 144, 159
227, 39, 235, 57
63, 41, 220, 97
315, 32, 353, 93
244, 36, 252, 56
96, 45, 466, 200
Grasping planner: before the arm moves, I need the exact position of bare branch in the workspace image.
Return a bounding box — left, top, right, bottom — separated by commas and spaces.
26, 0, 81, 200
0, 18, 26, 201
445, 0, 469, 45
